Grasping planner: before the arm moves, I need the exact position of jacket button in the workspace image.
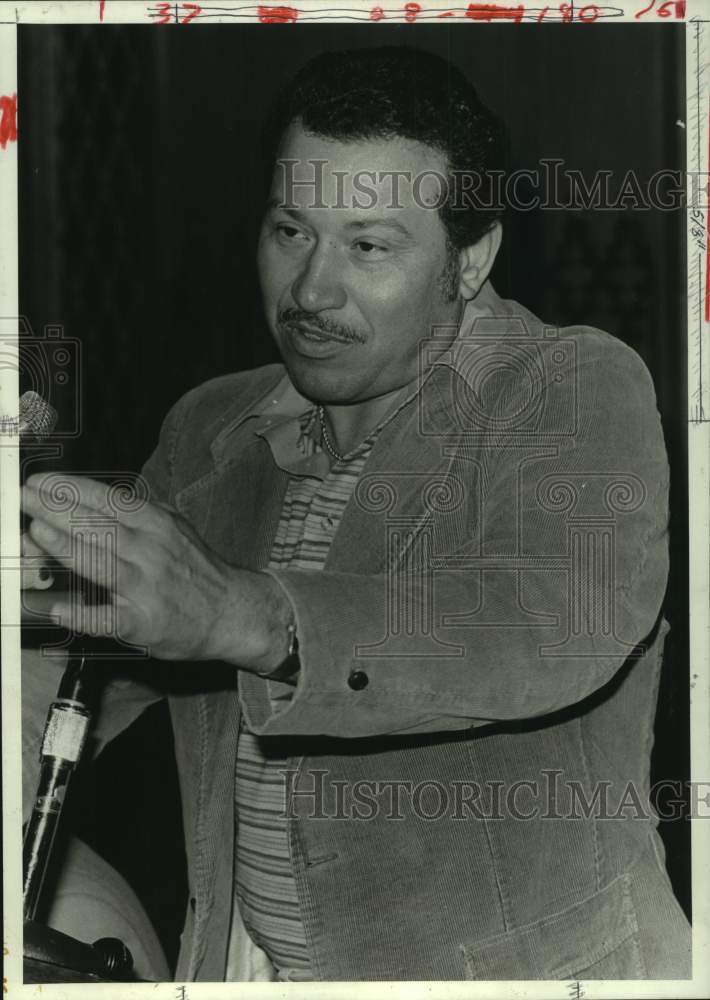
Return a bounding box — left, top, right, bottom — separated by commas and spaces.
190, 897, 196, 913
348, 671, 369, 690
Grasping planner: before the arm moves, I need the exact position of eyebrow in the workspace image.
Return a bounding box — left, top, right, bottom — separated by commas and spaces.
345, 218, 416, 243
266, 200, 418, 244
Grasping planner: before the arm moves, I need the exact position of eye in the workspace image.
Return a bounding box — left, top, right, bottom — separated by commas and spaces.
276, 223, 309, 243
353, 240, 387, 257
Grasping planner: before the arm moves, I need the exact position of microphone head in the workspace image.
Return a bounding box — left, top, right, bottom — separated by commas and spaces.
19, 391, 58, 440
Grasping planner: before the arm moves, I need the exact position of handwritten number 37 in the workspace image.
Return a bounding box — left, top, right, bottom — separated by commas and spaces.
154, 2, 202, 24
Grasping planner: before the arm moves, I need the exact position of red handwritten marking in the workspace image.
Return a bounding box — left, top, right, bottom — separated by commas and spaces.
370, 4, 385, 17
536, 5, 549, 19
559, 2, 573, 20
257, 5, 298, 21
0, 94, 17, 150
465, 2, 525, 22
154, 1, 172, 23
437, 9, 455, 14
578, 3, 599, 19
180, 1, 201, 21
635, 0, 684, 17
705, 103, 710, 323
404, 2, 421, 19
99, 0, 106, 20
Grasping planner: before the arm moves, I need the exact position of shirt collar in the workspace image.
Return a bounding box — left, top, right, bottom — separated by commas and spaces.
248, 377, 328, 478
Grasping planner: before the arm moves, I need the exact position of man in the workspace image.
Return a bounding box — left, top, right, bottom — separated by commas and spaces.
21, 46, 690, 980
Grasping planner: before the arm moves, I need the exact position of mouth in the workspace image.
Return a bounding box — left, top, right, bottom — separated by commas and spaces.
288, 321, 352, 345
281, 320, 358, 360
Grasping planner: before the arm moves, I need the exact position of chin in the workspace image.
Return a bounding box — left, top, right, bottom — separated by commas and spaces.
282, 360, 362, 405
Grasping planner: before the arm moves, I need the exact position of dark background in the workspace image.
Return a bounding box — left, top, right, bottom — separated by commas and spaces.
18, 23, 688, 972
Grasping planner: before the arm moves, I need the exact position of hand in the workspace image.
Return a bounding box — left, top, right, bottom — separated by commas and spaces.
21, 473, 293, 672
20, 532, 55, 590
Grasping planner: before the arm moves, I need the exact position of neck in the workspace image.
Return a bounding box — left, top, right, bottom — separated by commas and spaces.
321, 383, 411, 457
320, 296, 476, 455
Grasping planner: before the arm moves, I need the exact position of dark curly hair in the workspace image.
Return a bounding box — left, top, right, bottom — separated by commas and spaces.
263, 46, 507, 250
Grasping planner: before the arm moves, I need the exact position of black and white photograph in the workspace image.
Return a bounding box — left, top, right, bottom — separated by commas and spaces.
1, 2, 709, 994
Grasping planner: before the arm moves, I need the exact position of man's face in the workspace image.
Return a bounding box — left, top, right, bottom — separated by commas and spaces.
257, 124, 463, 405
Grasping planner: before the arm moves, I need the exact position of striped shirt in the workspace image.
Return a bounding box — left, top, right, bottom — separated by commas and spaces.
234, 399, 377, 982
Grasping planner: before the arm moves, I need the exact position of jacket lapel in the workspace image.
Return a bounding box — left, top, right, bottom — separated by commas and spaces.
171, 388, 291, 979
326, 365, 464, 575
175, 415, 289, 572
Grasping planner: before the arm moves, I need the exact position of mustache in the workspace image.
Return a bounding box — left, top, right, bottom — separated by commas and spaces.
278, 308, 367, 344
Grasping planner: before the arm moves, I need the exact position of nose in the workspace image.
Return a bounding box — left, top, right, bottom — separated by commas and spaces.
291, 242, 347, 313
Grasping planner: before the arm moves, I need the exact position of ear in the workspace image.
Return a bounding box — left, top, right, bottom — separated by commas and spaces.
457, 222, 503, 301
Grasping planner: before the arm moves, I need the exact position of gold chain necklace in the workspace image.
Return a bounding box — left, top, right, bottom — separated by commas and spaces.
317, 404, 347, 463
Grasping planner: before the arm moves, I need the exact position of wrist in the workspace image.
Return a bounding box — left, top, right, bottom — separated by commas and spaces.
208, 566, 295, 673
261, 622, 300, 684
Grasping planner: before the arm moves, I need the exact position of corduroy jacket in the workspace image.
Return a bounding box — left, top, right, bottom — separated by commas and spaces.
23, 285, 690, 980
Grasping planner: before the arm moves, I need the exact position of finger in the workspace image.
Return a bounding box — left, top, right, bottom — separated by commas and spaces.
21, 589, 79, 628
22, 482, 165, 551
21, 560, 55, 590
21, 588, 62, 622
44, 596, 118, 637
21, 481, 118, 536
26, 514, 73, 561
27, 515, 134, 592
151, 499, 180, 518
25, 473, 113, 515
20, 532, 56, 588
21, 591, 119, 638
21, 531, 48, 558
21, 484, 76, 539
23, 488, 126, 568
25, 473, 155, 529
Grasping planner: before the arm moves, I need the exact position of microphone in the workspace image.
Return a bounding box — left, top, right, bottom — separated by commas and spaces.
19, 390, 58, 440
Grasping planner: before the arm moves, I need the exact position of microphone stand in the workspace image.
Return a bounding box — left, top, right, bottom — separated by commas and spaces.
22, 638, 137, 982
23, 644, 92, 921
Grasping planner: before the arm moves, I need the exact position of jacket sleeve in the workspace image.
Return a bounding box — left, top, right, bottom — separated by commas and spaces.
238, 332, 670, 738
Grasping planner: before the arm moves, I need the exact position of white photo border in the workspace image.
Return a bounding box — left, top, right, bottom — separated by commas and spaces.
1, 2, 708, 997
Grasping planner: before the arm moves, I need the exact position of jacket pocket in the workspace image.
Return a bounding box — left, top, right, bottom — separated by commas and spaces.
460, 872, 644, 980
